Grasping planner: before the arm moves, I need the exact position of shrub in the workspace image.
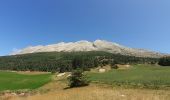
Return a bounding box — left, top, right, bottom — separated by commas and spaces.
111, 64, 118, 69
110, 61, 118, 69
51, 70, 56, 74
68, 69, 89, 88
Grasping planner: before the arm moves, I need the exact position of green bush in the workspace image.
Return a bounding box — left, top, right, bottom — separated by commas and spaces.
68, 69, 89, 88
111, 64, 118, 69
51, 70, 57, 74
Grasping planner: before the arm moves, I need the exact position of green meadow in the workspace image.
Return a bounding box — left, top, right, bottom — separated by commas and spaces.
0, 64, 170, 92
88, 65, 170, 89
0, 71, 51, 91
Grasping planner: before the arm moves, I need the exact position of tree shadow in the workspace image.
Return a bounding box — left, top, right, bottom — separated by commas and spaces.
63, 84, 89, 90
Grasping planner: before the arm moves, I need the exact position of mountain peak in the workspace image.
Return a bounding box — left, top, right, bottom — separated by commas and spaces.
11, 40, 164, 58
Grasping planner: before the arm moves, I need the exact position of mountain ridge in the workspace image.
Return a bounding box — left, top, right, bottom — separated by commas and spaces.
11, 40, 165, 58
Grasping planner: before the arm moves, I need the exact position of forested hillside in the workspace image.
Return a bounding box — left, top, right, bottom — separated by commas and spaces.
158, 56, 170, 66
0, 51, 158, 72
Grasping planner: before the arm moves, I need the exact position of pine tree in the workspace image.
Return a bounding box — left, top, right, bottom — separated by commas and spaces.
68, 69, 89, 88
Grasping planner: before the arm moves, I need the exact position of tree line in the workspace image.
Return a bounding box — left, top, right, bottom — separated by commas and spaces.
0, 51, 159, 72
158, 56, 170, 66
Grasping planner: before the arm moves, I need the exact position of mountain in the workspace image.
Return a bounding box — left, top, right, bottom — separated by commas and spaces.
11, 40, 165, 58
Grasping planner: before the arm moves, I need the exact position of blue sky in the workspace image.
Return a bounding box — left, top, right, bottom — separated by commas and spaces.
0, 0, 170, 56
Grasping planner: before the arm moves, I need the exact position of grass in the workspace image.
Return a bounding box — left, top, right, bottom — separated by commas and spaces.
5, 79, 170, 100
1, 69, 170, 100
87, 64, 170, 89
0, 71, 52, 91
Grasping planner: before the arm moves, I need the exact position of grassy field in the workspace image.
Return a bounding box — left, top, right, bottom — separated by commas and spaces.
5, 75, 170, 100
1, 66, 170, 100
87, 64, 170, 89
0, 71, 51, 91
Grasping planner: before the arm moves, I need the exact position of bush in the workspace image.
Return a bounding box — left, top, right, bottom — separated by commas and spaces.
111, 64, 118, 69
68, 69, 89, 88
51, 70, 56, 74
110, 61, 118, 69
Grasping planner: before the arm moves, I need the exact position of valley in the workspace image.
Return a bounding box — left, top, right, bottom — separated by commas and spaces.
0, 45, 169, 100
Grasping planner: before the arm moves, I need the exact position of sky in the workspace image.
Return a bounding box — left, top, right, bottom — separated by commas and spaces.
0, 0, 170, 56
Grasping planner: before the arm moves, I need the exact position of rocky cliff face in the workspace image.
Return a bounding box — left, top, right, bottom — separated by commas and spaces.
11, 40, 164, 58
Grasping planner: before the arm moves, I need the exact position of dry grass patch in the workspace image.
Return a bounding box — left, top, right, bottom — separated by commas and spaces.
3, 81, 170, 100
16, 71, 50, 75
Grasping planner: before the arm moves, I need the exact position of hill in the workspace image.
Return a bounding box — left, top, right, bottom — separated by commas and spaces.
0, 51, 158, 72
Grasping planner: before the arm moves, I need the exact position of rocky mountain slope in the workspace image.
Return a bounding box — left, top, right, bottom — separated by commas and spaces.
11, 40, 164, 58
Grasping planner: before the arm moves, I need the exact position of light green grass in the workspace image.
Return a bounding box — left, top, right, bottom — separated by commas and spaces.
0, 71, 51, 91
87, 65, 170, 89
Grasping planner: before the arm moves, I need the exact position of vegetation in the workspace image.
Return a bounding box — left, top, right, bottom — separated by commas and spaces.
87, 64, 170, 89
68, 69, 89, 88
0, 51, 158, 72
1, 74, 170, 100
0, 71, 51, 91
159, 56, 170, 66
